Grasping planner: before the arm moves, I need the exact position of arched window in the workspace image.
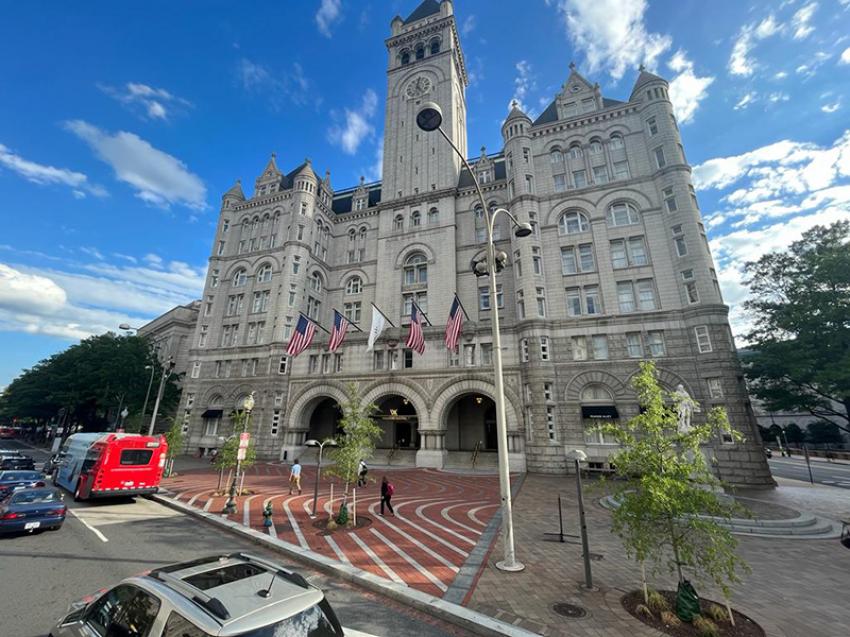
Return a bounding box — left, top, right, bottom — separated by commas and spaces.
272, 213, 280, 233
256, 264, 272, 283
359, 226, 368, 239
430, 38, 440, 55
232, 269, 247, 287
569, 144, 583, 159
403, 253, 428, 285
348, 229, 356, 242
607, 202, 640, 227
401, 50, 410, 65
415, 44, 425, 60
428, 207, 439, 224
550, 148, 563, 164
474, 205, 484, 221
251, 217, 259, 233
558, 211, 590, 235
345, 276, 362, 295
582, 384, 613, 401
411, 210, 421, 227
394, 215, 404, 231
609, 133, 624, 150
310, 271, 324, 293
589, 139, 603, 154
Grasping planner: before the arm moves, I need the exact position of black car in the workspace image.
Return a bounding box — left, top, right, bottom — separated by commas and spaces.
0, 452, 35, 471
0, 470, 46, 498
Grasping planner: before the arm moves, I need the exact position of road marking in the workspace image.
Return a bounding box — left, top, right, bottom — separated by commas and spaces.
243, 495, 259, 526
282, 497, 309, 549
350, 532, 406, 585
412, 502, 476, 545
203, 498, 214, 512
68, 509, 108, 543
324, 535, 351, 565
440, 502, 483, 536
468, 504, 498, 527
369, 510, 459, 571
370, 528, 447, 592
369, 502, 468, 558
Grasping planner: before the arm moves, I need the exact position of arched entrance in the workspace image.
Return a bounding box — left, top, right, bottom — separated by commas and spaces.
374, 395, 420, 449
445, 394, 498, 451
306, 397, 343, 442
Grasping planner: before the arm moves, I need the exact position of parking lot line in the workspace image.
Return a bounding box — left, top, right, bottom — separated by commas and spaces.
68, 509, 108, 543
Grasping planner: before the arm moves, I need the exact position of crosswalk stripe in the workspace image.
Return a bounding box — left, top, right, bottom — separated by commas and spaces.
350, 532, 406, 585
283, 497, 309, 549
324, 535, 351, 565
370, 528, 447, 591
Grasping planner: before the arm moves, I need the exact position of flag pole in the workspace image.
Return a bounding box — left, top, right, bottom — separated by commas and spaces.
413, 302, 433, 326
371, 302, 396, 328
453, 293, 472, 321
299, 312, 331, 335
333, 308, 364, 332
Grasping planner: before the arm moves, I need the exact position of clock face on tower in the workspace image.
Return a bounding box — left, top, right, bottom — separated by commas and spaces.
405, 75, 433, 99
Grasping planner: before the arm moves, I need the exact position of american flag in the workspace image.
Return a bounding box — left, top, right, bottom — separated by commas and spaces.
328, 310, 350, 352
405, 304, 426, 354
287, 315, 316, 357
445, 295, 464, 352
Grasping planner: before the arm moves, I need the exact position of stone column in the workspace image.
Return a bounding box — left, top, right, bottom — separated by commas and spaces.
507, 431, 527, 473
416, 429, 447, 468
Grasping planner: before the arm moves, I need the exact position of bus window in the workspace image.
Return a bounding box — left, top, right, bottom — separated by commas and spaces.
120, 449, 153, 465
81, 449, 101, 473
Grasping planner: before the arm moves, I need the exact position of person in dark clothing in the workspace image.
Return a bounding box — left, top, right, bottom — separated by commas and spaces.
380, 475, 395, 516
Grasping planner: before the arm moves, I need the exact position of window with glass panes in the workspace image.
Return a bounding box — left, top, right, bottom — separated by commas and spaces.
572, 335, 587, 360
520, 338, 529, 362
463, 344, 476, 366
636, 279, 656, 310
343, 301, 362, 323
708, 378, 724, 398
672, 225, 687, 256
566, 287, 582, 316
546, 407, 557, 441
592, 335, 609, 359
585, 285, 601, 314
478, 284, 503, 310
540, 336, 550, 360
403, 254, 427, 285
647, 331, 666, 356
480, 342, 493, 365
663, 187, 678, 212
626, 332, 643, 357
695, 326, 712, 353
573, 170, 587, 188
532, 247, 543, 274
613, 160, 630, 179
553, 173, 567, 191
607, 202, 640, 227
536, 287, 546, 317
517, 289, 525, 318
617, 281, 636, 312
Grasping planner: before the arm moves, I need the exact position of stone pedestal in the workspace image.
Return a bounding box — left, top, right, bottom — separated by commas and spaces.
416, 430, 447, 469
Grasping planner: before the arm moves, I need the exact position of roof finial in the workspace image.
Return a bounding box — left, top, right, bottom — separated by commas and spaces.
510, 98, 519, 109
639, 63, 646, 72
480, 145, 486, 157
271, 152, 276, 159
305, 157, 311, 165
569, 61, 576, 71
359, 175, 365, 185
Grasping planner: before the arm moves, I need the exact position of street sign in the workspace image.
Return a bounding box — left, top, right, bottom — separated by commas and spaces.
237, 447, 247, 461
239, 432, 250, 448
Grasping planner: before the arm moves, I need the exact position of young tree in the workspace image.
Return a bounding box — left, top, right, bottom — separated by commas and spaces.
162, 418, 185, 476
598, 361, 749, 600
743, 221, 850, 435
325, 383, 382, 523
212, 410, 257, 494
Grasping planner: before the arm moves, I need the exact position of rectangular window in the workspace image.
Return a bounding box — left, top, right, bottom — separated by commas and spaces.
592, 335, 608, 360
520, 338, 529, 362
271, 410, 281, 436
647, 116, 658, 136
274, 392, 284, 407
191, 361, 201, 378
626, 332, 643, 358
566, 287, 582, 316
230, 324, 239, 346
463, 344, 476, 367
663, 187, 678, 212
307, 296, 321, 320
210, 269, 219, 288
204, 418, 219, 437
647, 331, 666, 357
525, 174, 534, 193
629, 236, 648, 265
561, 247, 577, 275
572, 335, 587, 361
252, 290, 270, 313
617, 281, 635, 312
637, 279, 657, 310
689, 185, 699, 209
543, 383, 553, 402
480, 342, 493, 365
475, 227, 487, 243
578, 244, 595, 272
256, 321, 265, 344
540, 336, 550, 361
217, 240, 225, 256
402, 348, 413, 369
546, 407, 557, 441
585, 285, 601, 315
224, 360, 232, 378
610, 240, 628, 269
334, 353, 344, 372
241, 359, 249, 377
343, 301, 362, 323
654, 146, 666, 169
581, 97, 595, 113
278, 356, 288, 374
247, 322, 257, 344
685, 281, 699, 304
283, 316, 293, 339
695, 326, 712, 353
288, 285, 296, 306
573, 170, 587, 188
321, 354, 331, 375
516, 289, 525, 318
514, 249, 522, 277
478, 284, 504, 310
297, 225, 305, 240
593, 165, 609, 184
532, 247, 543, 275
198, 325, 208, 348
373, 351, 384, 370
308, 355, 319, 374
214, 361, 222, 378
563, 102, 578, 117
204, 300, 212, 317
553, 173, 567, 192
708, 378, 724, 398
613, 160, 630, 179
536, 287, 546, 317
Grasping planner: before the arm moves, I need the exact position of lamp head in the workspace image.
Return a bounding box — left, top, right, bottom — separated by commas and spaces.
304, 439, 319, 448
118, 323, 132, 330
568, 449, 588, 462
416, 102, 443, 132
514, 222, 533, 238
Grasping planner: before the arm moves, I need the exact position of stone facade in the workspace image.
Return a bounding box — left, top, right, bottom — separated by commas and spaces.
146, 0, 773, 487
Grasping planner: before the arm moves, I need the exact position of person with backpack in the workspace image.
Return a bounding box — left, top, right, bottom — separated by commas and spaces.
357, 459, 368, 487
380, 475, 395, 516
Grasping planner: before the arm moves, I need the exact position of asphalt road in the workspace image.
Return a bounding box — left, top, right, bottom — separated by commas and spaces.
0, 440, 471, 637
768, 455, 850, 489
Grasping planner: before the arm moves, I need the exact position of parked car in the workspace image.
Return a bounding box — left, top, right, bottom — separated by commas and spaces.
0, 470, 46, 499
0, 487, 66, 535
0, 451, 35, 470
0, 426, 16, 439
51, 552, 377, 636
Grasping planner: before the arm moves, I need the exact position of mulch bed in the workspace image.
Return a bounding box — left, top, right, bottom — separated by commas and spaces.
622, 590, 765, 637
312, 515, 373, 535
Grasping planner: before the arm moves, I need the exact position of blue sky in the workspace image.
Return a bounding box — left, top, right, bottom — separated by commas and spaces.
1, 0, 849, 389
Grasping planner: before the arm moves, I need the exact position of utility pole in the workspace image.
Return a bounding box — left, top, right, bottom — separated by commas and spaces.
148, 357, 175, 436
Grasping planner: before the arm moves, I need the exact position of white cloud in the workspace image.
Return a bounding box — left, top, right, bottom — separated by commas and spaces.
552, 0, 672, 80
768, 92, 790, 103
755, 14, 782, 39
65, 120, 207, 210
0, 143, 107, 198
734, 91, 757, 110
791, 2, 817, 39
316, 0, 342, 38
774, 70, 788, 79
237, 59, 271, 90
236, 59, 317, 109
0, 264, 67, 315
822, 101, 841, 113
728, 15, 784, 77
98, 82, 192, 121
327, 89, 378, 155
461, 15, 477, 35
509, 60, 537, 115
839, 46, 850, 64
666, 50, 714, 124
362, 137, 383, 183
795, 51, 831, 77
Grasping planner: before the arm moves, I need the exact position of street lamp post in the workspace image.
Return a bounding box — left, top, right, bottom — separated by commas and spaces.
148, 357, 175, 436
305, 439, 338, 516
141, 364, 155, 424
417, 102, 531, 572
223, 392, 255, 515
568, 449, 594, 590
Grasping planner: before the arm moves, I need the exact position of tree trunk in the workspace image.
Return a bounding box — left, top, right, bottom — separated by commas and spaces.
668, 517, 684, 582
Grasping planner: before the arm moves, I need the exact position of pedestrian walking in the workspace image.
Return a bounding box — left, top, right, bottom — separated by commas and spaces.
380, 475, 395, 516
358, 459, 368, 487
289, 458, 302, 495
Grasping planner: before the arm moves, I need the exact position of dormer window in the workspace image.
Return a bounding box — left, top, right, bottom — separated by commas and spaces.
581, 98, 595, 113
354, 197, 366, 211
478, 169, 492, 184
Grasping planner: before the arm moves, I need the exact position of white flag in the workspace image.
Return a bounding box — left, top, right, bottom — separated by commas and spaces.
366, 304, 387, 351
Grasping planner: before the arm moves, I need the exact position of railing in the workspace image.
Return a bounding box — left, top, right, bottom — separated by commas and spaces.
471, 440, 482, 470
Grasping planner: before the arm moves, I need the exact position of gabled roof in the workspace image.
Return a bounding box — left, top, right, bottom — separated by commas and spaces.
531, 96, 627, 127
458, 155, 507, 188
404, 0, 441, 24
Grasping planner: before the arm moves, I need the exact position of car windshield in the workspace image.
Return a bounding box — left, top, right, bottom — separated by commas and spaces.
235, 603, 339, 637
0, 471, 40, 482
11, 489, 59, 504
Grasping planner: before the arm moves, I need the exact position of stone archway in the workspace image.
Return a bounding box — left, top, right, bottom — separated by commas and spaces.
372, 394, 420, 450
444, 394, 498, 452
282, 384, 348, 462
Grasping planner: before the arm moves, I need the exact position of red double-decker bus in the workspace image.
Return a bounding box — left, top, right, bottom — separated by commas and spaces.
54, 433, 168, 500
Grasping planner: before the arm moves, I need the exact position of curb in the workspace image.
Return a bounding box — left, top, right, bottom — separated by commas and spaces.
152, 493, 540, 637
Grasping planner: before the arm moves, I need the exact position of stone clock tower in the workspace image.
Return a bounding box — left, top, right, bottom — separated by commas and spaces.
382, 0, 468, 200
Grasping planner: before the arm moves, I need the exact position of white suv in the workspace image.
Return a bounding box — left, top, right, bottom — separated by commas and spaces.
50, 552, 378, 636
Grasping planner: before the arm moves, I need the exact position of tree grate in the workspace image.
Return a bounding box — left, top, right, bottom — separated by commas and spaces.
552, 602, 587, 618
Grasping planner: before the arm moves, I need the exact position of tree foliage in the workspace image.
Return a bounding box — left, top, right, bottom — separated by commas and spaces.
0, 333, 181, 431
212, 410, 257, 472
598, 361, 748, 597
806, 421, 843, 445
742, 221, 850, 434
325, 383, 382, 500
783, 423, 805, 445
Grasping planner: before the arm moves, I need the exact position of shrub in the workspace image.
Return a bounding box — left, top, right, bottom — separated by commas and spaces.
635, 604, 654, 620
335, 502, 349, 526
706, 604, 728, 623
660, 610, 681, 627
693, 616, 720, 637
647, 590, 670, 614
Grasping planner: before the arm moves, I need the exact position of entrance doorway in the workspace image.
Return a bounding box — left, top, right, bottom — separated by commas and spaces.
306, 397, 342, 441
374, 395, 419, 449
445, 394, 498, 451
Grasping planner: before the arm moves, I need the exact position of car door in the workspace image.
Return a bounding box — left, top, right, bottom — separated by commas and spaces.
80, 584, 162, 637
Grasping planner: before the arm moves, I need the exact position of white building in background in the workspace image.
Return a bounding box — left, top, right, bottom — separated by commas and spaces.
144, 0, 773, 487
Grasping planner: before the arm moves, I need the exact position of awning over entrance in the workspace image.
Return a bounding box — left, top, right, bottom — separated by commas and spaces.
201, 409, 223, 419
581, 405, 619, 420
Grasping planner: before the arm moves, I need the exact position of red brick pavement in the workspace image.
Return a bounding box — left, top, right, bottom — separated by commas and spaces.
162, 464, 502, 598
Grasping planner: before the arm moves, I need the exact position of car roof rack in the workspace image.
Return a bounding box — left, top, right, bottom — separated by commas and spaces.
230, 552, 309, 589
150, 569, 231, 620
